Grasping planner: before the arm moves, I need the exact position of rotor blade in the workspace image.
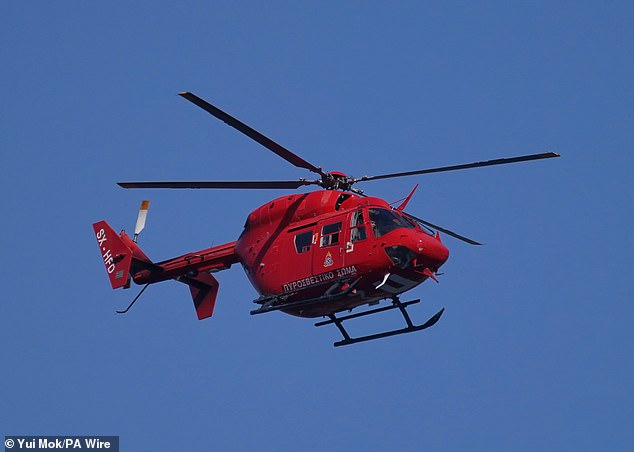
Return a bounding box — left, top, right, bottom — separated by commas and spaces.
403, 212, 482, 246
179, 92, 324, 176
357, 152, 560, 182
118, 180, 316, 190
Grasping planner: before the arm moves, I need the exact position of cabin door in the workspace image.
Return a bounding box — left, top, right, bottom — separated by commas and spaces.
280, 224, 318, 290
312, 213, 349, 275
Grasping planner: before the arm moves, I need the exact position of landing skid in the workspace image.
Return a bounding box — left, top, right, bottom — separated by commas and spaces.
314, 297, 444, 347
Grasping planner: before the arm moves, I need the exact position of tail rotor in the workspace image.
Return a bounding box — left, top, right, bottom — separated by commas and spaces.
133, 200, 150, 243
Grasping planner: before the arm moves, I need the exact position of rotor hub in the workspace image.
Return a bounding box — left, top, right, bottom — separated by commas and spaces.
318, 171, 359, 192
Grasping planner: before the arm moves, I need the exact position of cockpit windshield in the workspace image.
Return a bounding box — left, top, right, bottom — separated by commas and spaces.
405, 216, 436, 236
368, 208, 415, 237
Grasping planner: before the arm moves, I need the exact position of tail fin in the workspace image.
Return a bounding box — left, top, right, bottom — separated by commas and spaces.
92, 220, 152, 289
177, 272, 220, 320
93, 220, 223, 319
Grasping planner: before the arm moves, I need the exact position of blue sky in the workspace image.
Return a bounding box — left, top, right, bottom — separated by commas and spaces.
2, 2, 633, 451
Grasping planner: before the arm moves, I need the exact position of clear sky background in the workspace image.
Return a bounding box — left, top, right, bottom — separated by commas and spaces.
2, 2, 633, 451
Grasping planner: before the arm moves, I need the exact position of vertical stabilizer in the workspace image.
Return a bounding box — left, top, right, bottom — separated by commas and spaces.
93, 221, 134, 289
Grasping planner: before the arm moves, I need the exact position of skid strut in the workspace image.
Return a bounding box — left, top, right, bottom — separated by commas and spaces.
315, 298, 444, 347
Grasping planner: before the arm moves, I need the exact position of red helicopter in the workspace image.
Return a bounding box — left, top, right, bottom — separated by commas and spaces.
93, 92, 559, 346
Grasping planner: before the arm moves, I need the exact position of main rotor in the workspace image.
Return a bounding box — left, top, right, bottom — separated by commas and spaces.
118, 91, 560, 245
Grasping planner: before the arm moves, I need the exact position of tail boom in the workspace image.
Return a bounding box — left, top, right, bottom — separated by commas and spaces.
93, 220, 238, 319
132, 241, 238, 285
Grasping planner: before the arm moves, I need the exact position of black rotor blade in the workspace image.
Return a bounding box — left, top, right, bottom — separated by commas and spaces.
357, 152, 560, 183
179, 92, 324, 176
118, 180, 316, 190
403, 212, 482, 246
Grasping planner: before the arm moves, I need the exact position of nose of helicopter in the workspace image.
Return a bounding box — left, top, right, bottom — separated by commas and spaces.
383, 231, 449, 274
418, 233, 449, 271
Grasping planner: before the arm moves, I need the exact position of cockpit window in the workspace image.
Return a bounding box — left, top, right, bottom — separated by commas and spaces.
405, 216, 436, 236
350, 210, 367, 242
369, 208, 415, 237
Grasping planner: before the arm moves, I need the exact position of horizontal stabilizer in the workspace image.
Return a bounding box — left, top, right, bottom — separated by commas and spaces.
177, 272, 220, 320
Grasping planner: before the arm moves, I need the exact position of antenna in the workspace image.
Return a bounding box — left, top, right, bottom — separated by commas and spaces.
133, 200, 150, 243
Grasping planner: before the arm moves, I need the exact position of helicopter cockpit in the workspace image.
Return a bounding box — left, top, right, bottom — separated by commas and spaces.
368, 208, 433, 238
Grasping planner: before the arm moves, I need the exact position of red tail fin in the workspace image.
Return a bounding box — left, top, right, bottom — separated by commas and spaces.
94, 220, 230, 319
92, 221, 151, 289
177, 273, 220, 319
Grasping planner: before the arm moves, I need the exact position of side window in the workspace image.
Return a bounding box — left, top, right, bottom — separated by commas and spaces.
294, 231, 313, 254
320, 222, 342, 247
350, 210, 367, 242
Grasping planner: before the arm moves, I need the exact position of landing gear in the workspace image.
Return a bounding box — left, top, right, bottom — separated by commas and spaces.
315, 297, 444, 347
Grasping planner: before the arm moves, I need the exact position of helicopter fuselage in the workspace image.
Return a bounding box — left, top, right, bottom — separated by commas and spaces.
235, 190, 449, 317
